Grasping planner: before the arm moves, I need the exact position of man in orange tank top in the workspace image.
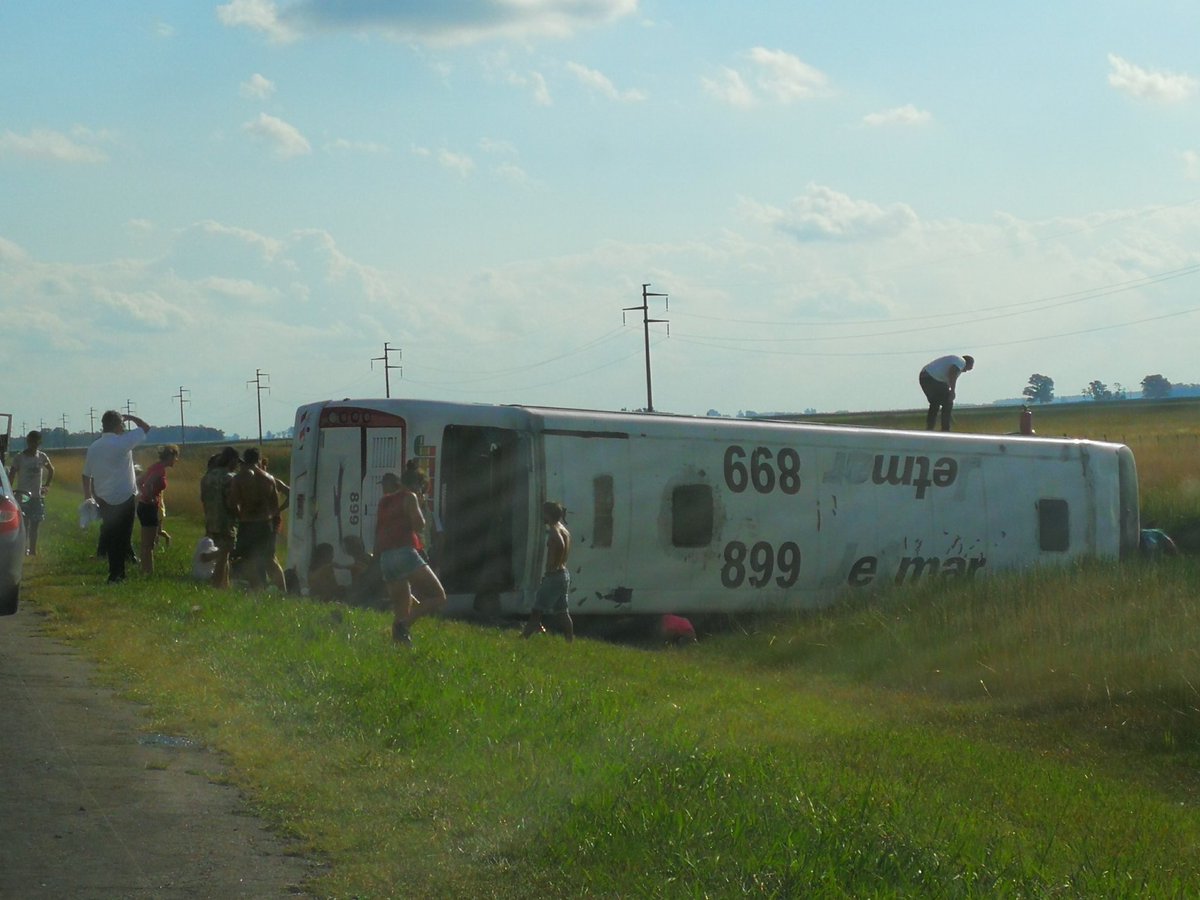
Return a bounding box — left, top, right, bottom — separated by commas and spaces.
376, 470, 446, 645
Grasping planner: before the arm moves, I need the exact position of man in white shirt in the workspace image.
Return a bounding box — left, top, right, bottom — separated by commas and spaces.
82, 410, 151, 583
919, 355, 974, 432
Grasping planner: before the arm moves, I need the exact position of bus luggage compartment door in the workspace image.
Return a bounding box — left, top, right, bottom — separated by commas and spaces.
437, 426, 529, 603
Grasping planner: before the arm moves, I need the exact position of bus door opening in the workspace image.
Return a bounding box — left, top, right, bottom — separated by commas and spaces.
315, 407, 406, 559
438, 426, 528, 601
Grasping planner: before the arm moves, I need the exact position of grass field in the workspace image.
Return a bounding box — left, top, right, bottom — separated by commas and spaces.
19, 404, 1200, 897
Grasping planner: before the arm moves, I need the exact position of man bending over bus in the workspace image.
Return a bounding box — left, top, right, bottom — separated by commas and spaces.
522, 501, 574, 642
919, 354, 974, 432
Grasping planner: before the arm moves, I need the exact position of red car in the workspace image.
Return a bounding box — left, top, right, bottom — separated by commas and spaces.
0, 463, 25, 615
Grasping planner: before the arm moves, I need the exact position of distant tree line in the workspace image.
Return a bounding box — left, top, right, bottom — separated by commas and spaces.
1022, 373, 1183, 404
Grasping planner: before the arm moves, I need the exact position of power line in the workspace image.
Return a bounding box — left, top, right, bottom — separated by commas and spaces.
173, 386, 191, 448
370, 342, 402, 398
247, 369, 270, 445
670, 263, 1200, 332
670, 265, 1200, 347
670, 302, 1200, 358
624, 283, 669, 412
408, 327, 628, 383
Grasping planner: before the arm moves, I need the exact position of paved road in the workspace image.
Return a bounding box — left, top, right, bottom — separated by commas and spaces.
0, 602, 317, 898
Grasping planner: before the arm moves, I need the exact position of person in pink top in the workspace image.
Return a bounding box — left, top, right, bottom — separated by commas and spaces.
136, 444, 180, 575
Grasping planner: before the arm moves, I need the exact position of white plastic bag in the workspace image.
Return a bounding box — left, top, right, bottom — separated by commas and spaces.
78, 498, 101, 529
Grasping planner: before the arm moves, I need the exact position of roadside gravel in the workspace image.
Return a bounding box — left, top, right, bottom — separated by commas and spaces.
0, 602, 319, 898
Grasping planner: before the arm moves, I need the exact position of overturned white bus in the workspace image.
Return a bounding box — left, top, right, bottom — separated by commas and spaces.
286, 399, 1139, 616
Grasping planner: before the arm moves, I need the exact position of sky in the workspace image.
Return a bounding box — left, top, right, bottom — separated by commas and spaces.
3, 1, 1200, 439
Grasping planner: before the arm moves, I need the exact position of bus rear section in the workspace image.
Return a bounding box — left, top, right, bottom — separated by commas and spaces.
288, 404, 407, 597
289, 401, 534, 611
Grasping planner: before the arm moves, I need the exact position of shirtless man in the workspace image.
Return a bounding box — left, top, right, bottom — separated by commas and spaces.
226, 447, 280, 590
200, 447, 240, 589
522, 501, 573, 642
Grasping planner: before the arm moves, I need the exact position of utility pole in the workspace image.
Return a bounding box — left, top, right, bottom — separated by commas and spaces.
371, 342, 402, 398
247, 369, 270, 446
173, 386, 191, 448
623, 283, 669, 413
87, 407, 97, 435
124, 399, 137, 417
60, 413, 68, 448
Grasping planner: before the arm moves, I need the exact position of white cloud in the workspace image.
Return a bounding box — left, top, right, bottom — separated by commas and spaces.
218, 0, 638, 46
0, 128, 108, 163
501, 68, 553, 106
216, 0, 297, 43
242, 113, 311, 158
566, 62, 645, 102
438, 149, 475, 176
480, 137, 517, 156
1107, 54, 1197, 103
196, 275, 282, 305
530, 71, 552, 106
412, 144, 475, 177
744, 184, 919, 242
240, 73, 276, 100
863, 104, 932, 127
1184, 150, 1200, 181
705, 48, 830, 107
479, 139, 532, 185
701, 67, 756, 108
93, 287, 178, 329
328, 138, 389, 154
748, 48, 829, 103
494, 162, 532, 186
0, 236, 28, 263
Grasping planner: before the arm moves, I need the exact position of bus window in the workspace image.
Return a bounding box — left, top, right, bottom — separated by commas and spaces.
1038, 498, 1069, 552
672, 484, 714, 548
593, 475, 614, 548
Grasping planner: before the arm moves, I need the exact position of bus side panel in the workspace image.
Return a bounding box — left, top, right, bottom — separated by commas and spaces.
539, 433, 632, 615
550, 430, 1112, 615
823, 445, 989, 593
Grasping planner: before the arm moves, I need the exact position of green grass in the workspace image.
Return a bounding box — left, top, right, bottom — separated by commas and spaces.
23, 400, 1200, 896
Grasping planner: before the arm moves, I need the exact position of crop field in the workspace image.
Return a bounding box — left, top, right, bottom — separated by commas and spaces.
19, 401, 1200, 897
